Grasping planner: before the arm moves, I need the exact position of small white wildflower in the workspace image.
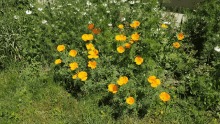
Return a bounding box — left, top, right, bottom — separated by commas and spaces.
103, 3, 107, 7
108, 23, 112, 26
121, 0, 127, 2
87, 1, 92, 6
133, 10, 136, 12
42, 20, 47, 24
30, 4, 34, 7
88, 21, 92, 24
38, 8, 43, 11
100, 19, 102, 21
82, 12, 87, 15
67, 4, 72, 5
163, 22, 171, 24
129, 1, 135, 4
214, 46, 220, 52
14, 15, 19, 19
122, 17, 126, 21
76, 8, 80, 11
136, 1, 140, 3
73, 12, 76, 14
26, 10, 32, 14
106, 11, 110, 13
51, 7, 55, 10
113, 0, 117, 3
58, 5, 62, 8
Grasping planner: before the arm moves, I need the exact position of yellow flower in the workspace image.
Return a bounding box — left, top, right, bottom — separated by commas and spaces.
148, 76, 161, 87
78, 71, 88, 81
57, 45, 65, 51
82, 34, 93, 41
178, 33, 184, 40
159, 92, 170, 102
161, 24, 168, 28
86, 43, 94, 50
108, 84, 118, 93
118, 24, 124, 29
131, 32, 139, 41
88, 61, 97, 69
69, 50, 77, 57
133, 21, 140, 27
126, 97, 135, 105
125, 43, 131, 49
135, 56, 143, 65
72, 70, 79, 79
173, 42, 180, 48
130, 23, 135, 28
161, 111, 163, 114
117, 76, 128, 85
55, 59, 61, 64
148, 76, 156, 83
69, 62, 78, 70
115, 34, 126, 41
150, 79, 161, 87
88, 49, 99, 59
117, 46, 125, 53
130, 39, 134, 44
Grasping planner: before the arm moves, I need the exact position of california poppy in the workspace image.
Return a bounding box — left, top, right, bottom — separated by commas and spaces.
88, 23, 94, 30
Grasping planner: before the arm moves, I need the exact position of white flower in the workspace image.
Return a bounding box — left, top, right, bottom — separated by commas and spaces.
82, 12, 87, 15
163, 22, 171, 24
133, 10, 136, 12
129, 1, 135, 4
73, 12, 77, 14
30, 4, 34, 7
214, 46, 220, 52
108, 24, 112, 26
67, 4, 72, 5
51, 24, 55, 27
103, 3, 107, 7
87, 1, 92, 6
14, 15, 19, 19
58, 5, 62, 7
51, 7, 55, 10
106, 11, 110, 13
100, 19, 102, 21
42, 20, 47, 24
38, 8, 43, 11
121, 0, 127, 2
122, 17, 126, 21
26, 10, 32, 14
136, 1, 140, 3
76, 8, 80, 11
88, 21, 92, 24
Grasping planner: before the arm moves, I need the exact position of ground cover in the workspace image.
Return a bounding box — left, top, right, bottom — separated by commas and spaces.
0, 0, 220, 123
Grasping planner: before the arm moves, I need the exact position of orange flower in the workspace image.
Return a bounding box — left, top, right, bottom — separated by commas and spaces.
173, 42, 180, 48
130, 23, 135, 28
135, 56, 143, 65
117, 76, 128, 85
126, 97, 135, 105
117, 46, 125, 53
69, 50, 77, 57
131, 32, 139, 41
130, 90, 133, 93
72, 70, 79, 79
92, 28, 101, 34
161, 24, 168, 28
88, 49, 99, 59
118, 24, 124, 29
57, 45, 65, 51
130, 39, 134, 44
86, 43, 94, 50
108, 84, 118, 93
159, 92, 170, 102
69, 62, 78, 70
55, 59, 61, 64
178, 33, 184, 40
125, 43, 131, 49
88, 61, 97, 69
78, 71, 88, 81
88, 23, 94, 30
